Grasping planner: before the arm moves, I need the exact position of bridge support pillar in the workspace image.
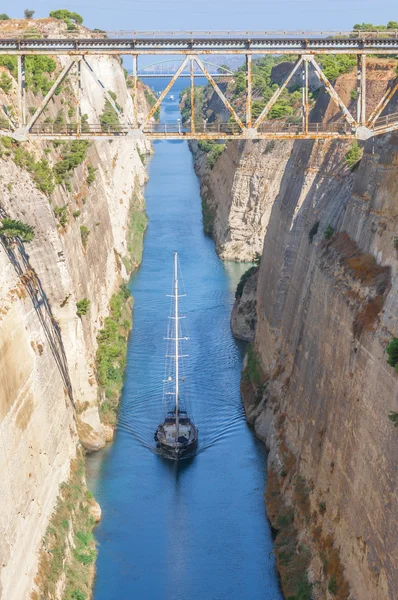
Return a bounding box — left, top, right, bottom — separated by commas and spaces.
246, 54, 252, 128
190, 58, 195, 133
132, 54, 138, 128
358, 54, 367, 125
17, 55, 26, 126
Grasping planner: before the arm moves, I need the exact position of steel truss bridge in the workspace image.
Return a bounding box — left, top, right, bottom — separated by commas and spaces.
1, 31, 398, 141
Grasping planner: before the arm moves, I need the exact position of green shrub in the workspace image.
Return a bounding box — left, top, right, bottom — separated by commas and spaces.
318, 54, 356, 81
0, 218, 35, 242
13, 147, 55, 195
54, 205, 68, 227
328, 574, 338, 595
54, 140, 90, 183
0, 56, 17, 78
308, 220, 320, 243
350, 88, 359, 100
76, 298, 90, 317
96, 284, 133, 425
345, 141, 363, 170
294, 575, 313, 600
386, 338, 398, 371
71, 591, 85, 600
324, 225, 335, 240
144, 88, 160, 120
72, 210, 81, 218
388, 412, 398, 426
1, 135, 13, 149
393, 237, 398, 251
207, 144, 225, 169
235, 265, 257, 299
86, 164, 96, 186
0, 13, 10, 19
24, 56, 57, 95
319, 501, 327, 514
0, 72, 12, 93
49, 9, 83, 25
80, 225, 90, 248
24, 9, 35, 18
100, 100, 120, 130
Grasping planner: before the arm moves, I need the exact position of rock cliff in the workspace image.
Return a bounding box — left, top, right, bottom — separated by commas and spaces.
0, 19, 151, 600
240, 132, 398, 599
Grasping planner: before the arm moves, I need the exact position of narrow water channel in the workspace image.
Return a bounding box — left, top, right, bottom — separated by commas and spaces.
87, 80, 282, 600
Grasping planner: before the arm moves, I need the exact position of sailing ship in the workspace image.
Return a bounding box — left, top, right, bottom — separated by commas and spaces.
154, 252, 198, 460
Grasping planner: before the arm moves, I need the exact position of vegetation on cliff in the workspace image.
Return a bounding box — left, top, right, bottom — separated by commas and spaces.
197, 140, 225, 169
32, 453, 97, 600
0, 218, 35, 242
386, 338, 398, 372
96, 283, 133, 426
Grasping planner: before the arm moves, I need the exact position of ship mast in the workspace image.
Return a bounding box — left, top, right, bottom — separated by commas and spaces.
174, 252, 179, 439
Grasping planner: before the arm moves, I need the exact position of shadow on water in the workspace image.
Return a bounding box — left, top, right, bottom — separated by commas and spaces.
87, 78, 283, 600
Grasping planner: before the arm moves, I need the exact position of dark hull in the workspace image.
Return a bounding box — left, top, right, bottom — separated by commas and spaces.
155, 421, 198, 460
157, 435, 198, 460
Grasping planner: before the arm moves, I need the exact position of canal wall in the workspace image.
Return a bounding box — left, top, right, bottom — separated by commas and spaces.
191, 61, 398, 599
0, 19, 152, 600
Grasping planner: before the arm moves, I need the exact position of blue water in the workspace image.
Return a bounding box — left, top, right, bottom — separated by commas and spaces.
87, 80, 282, 600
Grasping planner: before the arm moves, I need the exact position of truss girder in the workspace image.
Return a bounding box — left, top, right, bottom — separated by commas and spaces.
1, 36, 398, 141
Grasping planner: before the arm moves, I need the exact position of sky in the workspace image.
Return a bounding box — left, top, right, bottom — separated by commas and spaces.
4, 0, 398, 32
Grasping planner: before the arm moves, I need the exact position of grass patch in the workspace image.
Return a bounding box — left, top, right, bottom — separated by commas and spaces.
96, 283, 133, 426
32, 452, 97, 600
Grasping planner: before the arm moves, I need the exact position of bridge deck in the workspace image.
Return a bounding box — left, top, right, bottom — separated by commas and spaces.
1, 36, 398, 55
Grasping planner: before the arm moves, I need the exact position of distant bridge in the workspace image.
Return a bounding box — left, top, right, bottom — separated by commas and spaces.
1, 31, 398, 141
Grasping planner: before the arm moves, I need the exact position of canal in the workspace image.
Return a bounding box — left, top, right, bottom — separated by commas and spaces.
87, 80, 282, 600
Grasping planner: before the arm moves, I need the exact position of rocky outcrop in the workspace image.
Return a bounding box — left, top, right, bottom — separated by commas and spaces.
230, 266, 258, 341
241, 131, 398, 599
0, 20, 151, 600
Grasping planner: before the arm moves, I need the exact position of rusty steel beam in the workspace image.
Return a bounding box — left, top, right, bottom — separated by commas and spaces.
366, 78, 398, 127
190, 58, 195, 133
4, 49, 398, 57
82, 57, 131, 125
246, 54, 252, 128
26, 58, 77, 131
254, 57, 303, 128
141, 56, 189, 127
132, 54, 138, 128
0, 105, 15, 131
309, 56, 356, 126
194, 55, 244, 129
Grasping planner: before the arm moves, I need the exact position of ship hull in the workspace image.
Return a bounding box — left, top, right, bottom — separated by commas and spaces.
155, 420, 198, 461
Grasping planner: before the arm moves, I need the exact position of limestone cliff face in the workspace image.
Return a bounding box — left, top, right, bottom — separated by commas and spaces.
0, 29, 150, 599
243, 133, 398, 599
191, 59, 397, 262
191, 139, 293, 260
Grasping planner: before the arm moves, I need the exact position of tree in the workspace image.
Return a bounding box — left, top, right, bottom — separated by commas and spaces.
0, 14, 10, 20
24, 9, 35, 19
